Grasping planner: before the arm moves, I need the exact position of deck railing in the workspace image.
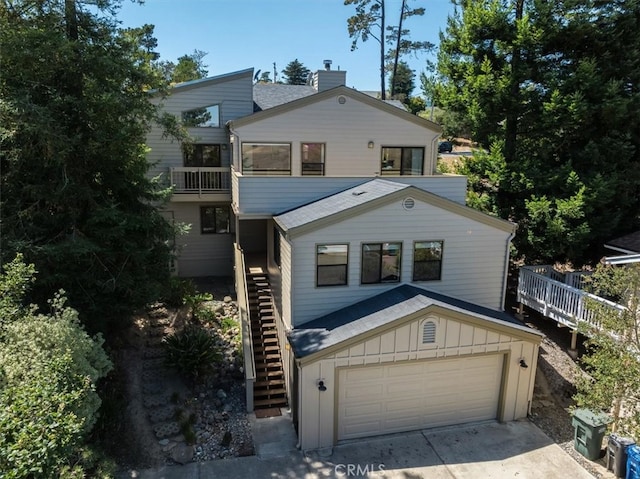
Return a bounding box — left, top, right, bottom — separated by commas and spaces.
517, 265, 625, 329
170, 167, 230, 194
234, 243, 255, 412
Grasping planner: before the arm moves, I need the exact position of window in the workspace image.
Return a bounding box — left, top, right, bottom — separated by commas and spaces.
183, 144, 221, 167
200, 206, 230, 234
413, 241, 443, 281
241, 143, 291, 175
301, 143, 325, 176
182, 105, 220, 128
273, 227, 281, 267
422, 321, 437, 344
361, 242, 402, 284
317, 244, 348, 286
380, 147, 424, 175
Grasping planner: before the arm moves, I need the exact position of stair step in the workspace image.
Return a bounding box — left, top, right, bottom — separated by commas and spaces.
253, 345, 280, 353
256, 369, 284, 378
254, 387, 287, 397
253, 398, 288, 408
255, 353, 281, 361
255, 378, 285, 388
255, 362, 283, 371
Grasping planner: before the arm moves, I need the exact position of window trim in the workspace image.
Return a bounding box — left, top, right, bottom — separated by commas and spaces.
380, 146, 425, 176
181, 104, 221, 128
200, 205, 231, 235
360, 241, 402, 284
316, 243, 349, 287
301, 142, 326, 176
241, 142, 292, 176
412, 240, 444, 282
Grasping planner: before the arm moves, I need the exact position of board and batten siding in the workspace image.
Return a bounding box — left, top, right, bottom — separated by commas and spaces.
169, 203, 234, 277
230, 93, 440, 177
232, 175, 467, 217
288, 198, 512, 326
147, 73, 254, 179
296, 312, 539, 450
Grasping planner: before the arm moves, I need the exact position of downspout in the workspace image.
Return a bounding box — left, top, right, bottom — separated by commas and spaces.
430, 135, 439, 175
501, 227, 517, 311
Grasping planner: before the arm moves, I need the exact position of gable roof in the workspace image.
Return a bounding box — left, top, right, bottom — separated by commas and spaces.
148, 68, 254, 96
605, 231, 640, 254
273, 178, 516, 238
287, 284, 542, 363
228, 85, 442, 133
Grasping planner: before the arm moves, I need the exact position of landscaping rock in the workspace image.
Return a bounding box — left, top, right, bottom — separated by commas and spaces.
170, 444, 194, 464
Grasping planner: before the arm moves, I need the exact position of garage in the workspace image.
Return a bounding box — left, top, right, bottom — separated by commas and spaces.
337, 354, 504, 440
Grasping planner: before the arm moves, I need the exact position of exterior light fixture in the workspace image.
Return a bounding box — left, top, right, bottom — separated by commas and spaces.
368, 141, 375, 149
317, 380, 327, 392
519, 359, 528, 368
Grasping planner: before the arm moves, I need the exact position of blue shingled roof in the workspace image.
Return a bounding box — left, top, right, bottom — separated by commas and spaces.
287, 284, 540, 359
274, 179, 410, 231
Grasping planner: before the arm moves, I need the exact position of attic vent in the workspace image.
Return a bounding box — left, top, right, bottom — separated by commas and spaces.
402, 197, 416, 210
337, 95, 347, 104
422, 321, 437, 344
352, 190, 366, 196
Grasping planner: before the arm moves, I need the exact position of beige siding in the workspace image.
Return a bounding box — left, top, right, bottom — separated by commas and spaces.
231, 93, 440, 176
296, 312, 539, 450
169, 203, 234, 277
147, 74, 254, 179
232, 174, 467, 216
289, 198, 511, 326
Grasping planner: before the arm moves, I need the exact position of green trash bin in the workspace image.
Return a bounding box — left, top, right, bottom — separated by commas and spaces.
572, 408, 612, 460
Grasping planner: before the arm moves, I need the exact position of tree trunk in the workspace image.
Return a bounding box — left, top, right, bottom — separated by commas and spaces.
380, 0, 386, 100
390, 0, 406, 98
504, 0, 523, 165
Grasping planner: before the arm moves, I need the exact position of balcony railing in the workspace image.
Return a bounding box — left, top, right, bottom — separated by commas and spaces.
170, 167, 231, 195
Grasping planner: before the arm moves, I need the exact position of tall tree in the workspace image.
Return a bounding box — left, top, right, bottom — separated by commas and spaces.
388, 60, 415, 101
158, 49, 209, 84
0, 0, 175, 332
282, 59, 311, 85
435, 0, 640, 264
345, 0, 430, 100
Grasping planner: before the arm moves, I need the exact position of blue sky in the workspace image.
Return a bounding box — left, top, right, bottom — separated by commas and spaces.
116, 0, 456, 92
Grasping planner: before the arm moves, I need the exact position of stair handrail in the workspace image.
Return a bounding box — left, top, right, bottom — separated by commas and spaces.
234, 243, 256, 412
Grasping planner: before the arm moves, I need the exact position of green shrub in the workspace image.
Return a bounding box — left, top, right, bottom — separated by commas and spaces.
162, 277, 197, 307
163, 327, 220, 379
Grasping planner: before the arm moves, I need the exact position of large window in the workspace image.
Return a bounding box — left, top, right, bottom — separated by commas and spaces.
200, 206, 230, 234
241, 143, 291, 175
183, 144, 221, 167
380, 147, 424, 176
317, 244, 348, 286
301, 143, 325, 176
361, 242, 402, 284
413, 241, 443, 281
182, 105, 220, 128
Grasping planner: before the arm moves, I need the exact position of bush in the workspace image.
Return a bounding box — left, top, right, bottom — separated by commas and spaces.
0, 256, 112, 478
163, 327, 220, 379
162, 277, 197, 308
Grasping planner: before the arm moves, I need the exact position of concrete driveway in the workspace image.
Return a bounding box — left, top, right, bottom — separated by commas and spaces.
122, 420, 595, 479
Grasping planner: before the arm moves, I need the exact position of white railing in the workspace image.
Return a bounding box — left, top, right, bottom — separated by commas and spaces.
234, 243, 255, 412
170, 167, 231, 194
517, 265, 624, 329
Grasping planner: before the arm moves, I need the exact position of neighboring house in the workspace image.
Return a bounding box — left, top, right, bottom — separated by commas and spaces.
147, 64, 542, 451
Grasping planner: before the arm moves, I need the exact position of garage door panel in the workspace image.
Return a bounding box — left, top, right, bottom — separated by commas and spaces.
338, 354, 503, 441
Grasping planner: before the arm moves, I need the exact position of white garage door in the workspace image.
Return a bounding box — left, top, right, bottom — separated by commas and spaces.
338, 354, 504, 441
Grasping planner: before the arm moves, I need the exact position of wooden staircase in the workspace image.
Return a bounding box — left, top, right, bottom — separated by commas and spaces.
247, 272, 288, 409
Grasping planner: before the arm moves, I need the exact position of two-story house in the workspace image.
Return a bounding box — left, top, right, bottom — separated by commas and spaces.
147, 65, 542, 451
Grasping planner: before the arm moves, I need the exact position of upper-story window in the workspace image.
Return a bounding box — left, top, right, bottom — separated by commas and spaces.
182, 104, 220, 128
183, 144, 221, 167
301, 143, 325, 176
317, 244, 348, 287
361, 242, 402, 284
241, 143, 291, 175
380, 147, 424, 176
413, 241, 443, 281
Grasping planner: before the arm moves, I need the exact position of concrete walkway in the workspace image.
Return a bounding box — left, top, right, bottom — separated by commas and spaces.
120, 419, 597, 479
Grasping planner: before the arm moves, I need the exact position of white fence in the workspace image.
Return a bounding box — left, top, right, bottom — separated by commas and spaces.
517, 265, 624, 329
170, 167, 231, 194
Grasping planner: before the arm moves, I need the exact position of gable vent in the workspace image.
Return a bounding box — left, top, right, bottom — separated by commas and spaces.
337, 95, 347, 104
402, 197, 415, 210
422, 321, 436, 344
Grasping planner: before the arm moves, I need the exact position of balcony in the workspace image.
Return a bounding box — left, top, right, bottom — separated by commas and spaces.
170, 167, 231, 202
